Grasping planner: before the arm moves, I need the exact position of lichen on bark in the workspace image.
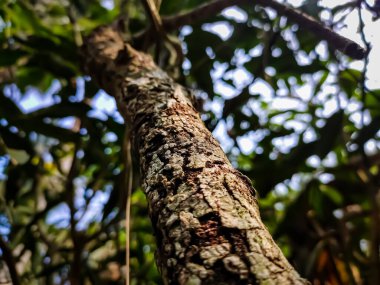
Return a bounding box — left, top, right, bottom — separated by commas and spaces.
82, 26, 309, 285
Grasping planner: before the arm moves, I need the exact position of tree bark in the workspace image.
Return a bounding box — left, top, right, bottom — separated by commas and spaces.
82, 26, 309, 285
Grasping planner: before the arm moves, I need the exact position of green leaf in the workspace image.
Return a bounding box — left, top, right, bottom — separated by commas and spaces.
0, 125, 34, 155
320, 184, 343, 205
15, 66, 55, 92
314, 71, 329, 95
338, 69, 361, 97
352, 116, 380, 147
315, 110, 344, 159
0, 92, 23, 117
223, 87, 250, 117
0, 49, 28, 66
365, 89, 380, 116
4, 1, 54, 38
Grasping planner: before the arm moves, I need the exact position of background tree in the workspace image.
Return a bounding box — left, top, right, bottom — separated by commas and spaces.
0, 0, 379, 284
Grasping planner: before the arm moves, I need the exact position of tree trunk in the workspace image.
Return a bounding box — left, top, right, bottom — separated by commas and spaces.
82, 26, 309, 285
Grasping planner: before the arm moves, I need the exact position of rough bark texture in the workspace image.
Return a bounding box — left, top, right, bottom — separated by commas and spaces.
82, 26, 309, 285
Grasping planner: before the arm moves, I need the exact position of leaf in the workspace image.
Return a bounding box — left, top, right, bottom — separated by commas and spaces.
222, 87, 250, 117
284, 140, 318, 166
186, 27, 227, 95
15, 35, 77, 63
4, 1, 54, 37
273, 184, 310, 238
0, 92, 23, 117
0, 125, 34, 155
365, 89, 380, 116
315, 110, 344, 159
15, 66, 55, 92
309, 181, 324, 216
320, 184, 343, 205
228, 22, 260, 51
7, 149, 30, 164
338, 69, 361, 97
295, 26, 322, 53
0, 49, 28, 67
27, 52, 78, 79
352, 116, 380, 147
314, 71, 329, 95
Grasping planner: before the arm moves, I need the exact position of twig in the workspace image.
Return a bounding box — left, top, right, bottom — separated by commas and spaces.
66, 137, 83, 285
67, 6, 83, 47
0, 235, 20, 285
161, 0, 366, 59
115, 0, 130, 36
123, 127, 133, 285
162, 0, 241, 30
362, 0, 380, 19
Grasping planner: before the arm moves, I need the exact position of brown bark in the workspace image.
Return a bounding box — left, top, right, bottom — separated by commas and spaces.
82, 26, 309, 284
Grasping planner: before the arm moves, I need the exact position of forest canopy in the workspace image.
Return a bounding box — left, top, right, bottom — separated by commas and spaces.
0, 0, 380, 284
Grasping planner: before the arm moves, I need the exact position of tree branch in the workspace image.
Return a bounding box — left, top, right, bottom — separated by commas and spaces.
0, 235, 20, 285
82, 25, 310, 285
162, 0, 367, 59
162, 0, 244, 30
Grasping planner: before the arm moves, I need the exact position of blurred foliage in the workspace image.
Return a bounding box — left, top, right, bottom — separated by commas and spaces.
0, 0, 379, 284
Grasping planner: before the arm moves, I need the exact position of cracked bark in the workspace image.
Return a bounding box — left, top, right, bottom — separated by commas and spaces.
82, 26, 309, 285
